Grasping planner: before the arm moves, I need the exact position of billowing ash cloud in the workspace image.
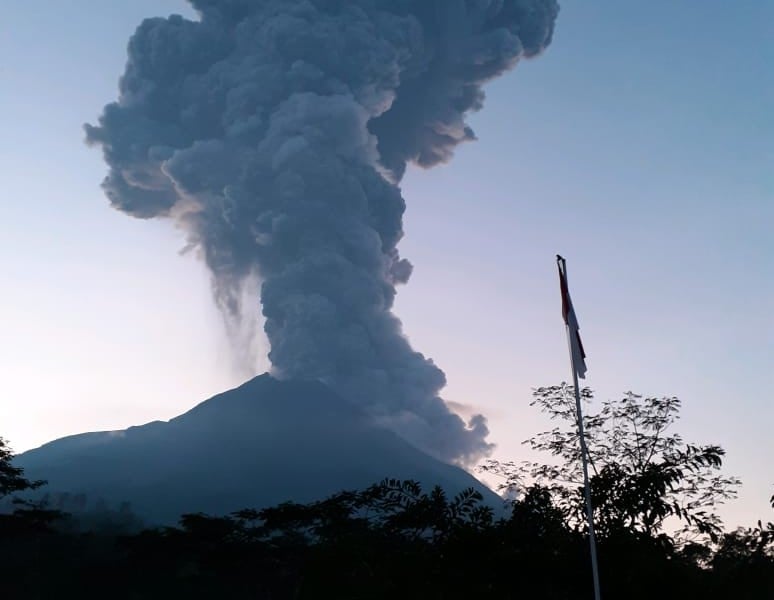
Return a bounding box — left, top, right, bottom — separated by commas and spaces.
86, 0, 558, 466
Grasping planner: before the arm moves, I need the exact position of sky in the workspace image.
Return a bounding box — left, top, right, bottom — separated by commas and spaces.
1, 1, 771, 528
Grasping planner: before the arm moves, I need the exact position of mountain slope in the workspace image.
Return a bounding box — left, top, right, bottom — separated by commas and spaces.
17, 375, 500, 524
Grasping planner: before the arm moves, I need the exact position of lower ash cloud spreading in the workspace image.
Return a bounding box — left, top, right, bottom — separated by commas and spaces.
86, 0, 559, 466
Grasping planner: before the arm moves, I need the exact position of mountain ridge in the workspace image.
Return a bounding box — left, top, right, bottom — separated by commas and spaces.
17, 374, 501, 524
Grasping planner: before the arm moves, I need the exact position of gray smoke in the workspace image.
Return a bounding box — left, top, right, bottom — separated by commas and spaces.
86, 0, 558, 466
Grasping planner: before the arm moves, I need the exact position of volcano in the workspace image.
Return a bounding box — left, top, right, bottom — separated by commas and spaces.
16, 375, 500, 524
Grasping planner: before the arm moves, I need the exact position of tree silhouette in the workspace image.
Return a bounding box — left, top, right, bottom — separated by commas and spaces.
482, 385, 740, 542
0, 437, 43, 501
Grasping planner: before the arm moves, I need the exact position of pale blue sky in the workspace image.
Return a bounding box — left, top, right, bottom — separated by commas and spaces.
1, 1, 771, 527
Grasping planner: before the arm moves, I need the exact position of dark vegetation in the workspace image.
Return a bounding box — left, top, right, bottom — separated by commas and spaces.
1, 387, 772, 599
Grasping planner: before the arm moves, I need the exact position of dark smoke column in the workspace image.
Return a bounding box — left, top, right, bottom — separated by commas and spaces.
86, 0, 559, 466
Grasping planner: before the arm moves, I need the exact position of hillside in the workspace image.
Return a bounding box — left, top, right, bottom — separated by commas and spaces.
17, 375, 500, 524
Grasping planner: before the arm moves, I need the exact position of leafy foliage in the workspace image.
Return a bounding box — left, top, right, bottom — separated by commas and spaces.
0, 437, 43, 500
0, 437, 64, 535
0, 408, 770, 598
710, 520, 774, 598
481, 385, 740, 542
0, 474, 771, 598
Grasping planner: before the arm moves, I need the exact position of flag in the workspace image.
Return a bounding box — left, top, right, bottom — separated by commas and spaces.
557, 255, 587, 379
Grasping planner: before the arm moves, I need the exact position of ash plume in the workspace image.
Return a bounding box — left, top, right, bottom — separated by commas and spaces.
86, 0, 558, 465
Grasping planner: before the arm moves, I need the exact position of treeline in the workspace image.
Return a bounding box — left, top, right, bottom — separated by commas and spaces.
1, 386, 772, 598
0, 478, 772, 599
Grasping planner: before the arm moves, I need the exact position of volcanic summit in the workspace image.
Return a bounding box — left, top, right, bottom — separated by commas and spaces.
17, 375, 501, 524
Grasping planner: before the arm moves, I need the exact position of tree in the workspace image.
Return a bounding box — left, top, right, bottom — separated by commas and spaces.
710, 519, 774, 599
482, 384, 740, 542
117, 479, 498, 599
0, 437, 43, 501
0, 436, 62, 533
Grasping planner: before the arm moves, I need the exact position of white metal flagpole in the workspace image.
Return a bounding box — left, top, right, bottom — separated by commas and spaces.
557, 255, 601, 600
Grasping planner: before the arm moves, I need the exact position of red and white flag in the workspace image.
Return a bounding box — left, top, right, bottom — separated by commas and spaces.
557, 255, 587, 379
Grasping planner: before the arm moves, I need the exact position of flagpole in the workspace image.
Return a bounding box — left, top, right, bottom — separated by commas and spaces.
566, 333, 602, 600
558, 255, 601, 600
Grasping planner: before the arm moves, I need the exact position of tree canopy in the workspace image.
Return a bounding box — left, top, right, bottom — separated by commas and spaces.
482, 385, 740, 543
0, 386, 771, 599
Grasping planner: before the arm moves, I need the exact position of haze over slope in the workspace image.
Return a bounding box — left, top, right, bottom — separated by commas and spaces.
17, 376, 501, 524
